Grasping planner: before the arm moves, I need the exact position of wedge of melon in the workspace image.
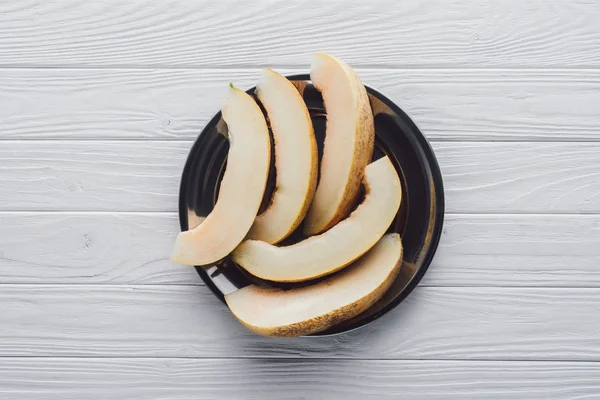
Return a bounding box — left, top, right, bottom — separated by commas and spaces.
226, 233, 403, 337
304, 53, 375, 236
247, 68, 318, 244
232, 156, 401, 282
171, 84, 271, 266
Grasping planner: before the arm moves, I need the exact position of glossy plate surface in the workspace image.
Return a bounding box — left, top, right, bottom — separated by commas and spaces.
178, 74, 445, 336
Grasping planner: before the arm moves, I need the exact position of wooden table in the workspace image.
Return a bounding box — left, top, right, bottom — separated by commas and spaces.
1, 1, 600, 398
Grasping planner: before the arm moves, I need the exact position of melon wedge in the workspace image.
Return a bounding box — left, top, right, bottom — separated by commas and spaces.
226, 233, 403, 337
232, 156, 401, 282
247, 68, 318, 244
304, 53, 375, 235
171, 84, 271, 266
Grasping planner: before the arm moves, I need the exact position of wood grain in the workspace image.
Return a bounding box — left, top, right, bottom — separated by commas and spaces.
0, 0, 598, 68
2, 0, 600, 391
0, 212, 200, 285
436, 142, 600, 214
2, 141, 598, 213
1, 358, 599, 400
1, 68, 599, 141
428, 214, 600, 287
2, 213, 599, 287
0, 141, 187, 211
2, 285, 600, 360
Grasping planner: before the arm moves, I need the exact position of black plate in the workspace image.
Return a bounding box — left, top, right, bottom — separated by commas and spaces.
178, 74, 445, 336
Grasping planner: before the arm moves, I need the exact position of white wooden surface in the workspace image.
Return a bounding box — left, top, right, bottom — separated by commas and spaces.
1, 1, 599, 398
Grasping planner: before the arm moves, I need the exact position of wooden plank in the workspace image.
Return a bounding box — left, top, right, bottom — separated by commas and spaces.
436, 142, 600, 214
0, 212, 200, 285
1, 358, 599, 400
1, 68, 599, 141
0, 0, 598, 68
0, 69, 270, 140
0, 141, 187, 212
1, 141, 599, 213
427, 214, 600, 287
2, 213, 599, 287
2, 285, 600, 359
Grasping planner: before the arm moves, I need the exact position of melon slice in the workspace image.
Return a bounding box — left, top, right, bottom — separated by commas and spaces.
247, 68, 318, 244
304, 53, 375, 235
226, 233, 403, 337
232, 156, 401, 282
171, 84, 271, 266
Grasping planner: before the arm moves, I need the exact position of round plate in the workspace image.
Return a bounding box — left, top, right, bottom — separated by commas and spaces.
178, 74, 445, 336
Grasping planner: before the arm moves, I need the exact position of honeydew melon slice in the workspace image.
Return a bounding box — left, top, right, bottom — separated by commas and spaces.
171, 84, 271, 266
226, 233, 403, 337
304, 53, 375, 235
247, 68, 318, 244
232, 156, 401, 282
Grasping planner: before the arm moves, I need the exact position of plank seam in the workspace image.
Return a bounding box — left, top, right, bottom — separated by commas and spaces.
0, 211, 598, 216
1, 64, 600, 70
3, 138, 600, 143
0, 356, 599, 363
2, 284, 600, 290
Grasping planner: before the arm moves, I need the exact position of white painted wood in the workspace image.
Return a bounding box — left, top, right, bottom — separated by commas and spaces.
436, 142, 600, 214
2, 285, 600, 360
0, 0, 598, 68
2, 0, 600, 392
1, 358, 599, 400
428, 214, 600, 287
0, 69, 271, 140
2, 213, 599, 287
2, 141, 599, 213
0, 141, 187, 212
0, 212, 200, 285
1, 68, 599, 141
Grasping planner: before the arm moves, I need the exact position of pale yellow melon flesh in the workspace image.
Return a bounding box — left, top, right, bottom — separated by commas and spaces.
186, 211, 205, 230
304, 53, 375, 236
171, 85, 271, 266
247, 68, 318, 244
232, 156, 401, 282
226, 233, 403, 337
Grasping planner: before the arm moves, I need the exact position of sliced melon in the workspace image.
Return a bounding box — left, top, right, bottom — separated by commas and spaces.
247, 68, 318, 244
171, 84, 271, 266
232, 156, 401, 282
226, 233, 403, 337
304, 53, 375, 235
186, 211, 205, 230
